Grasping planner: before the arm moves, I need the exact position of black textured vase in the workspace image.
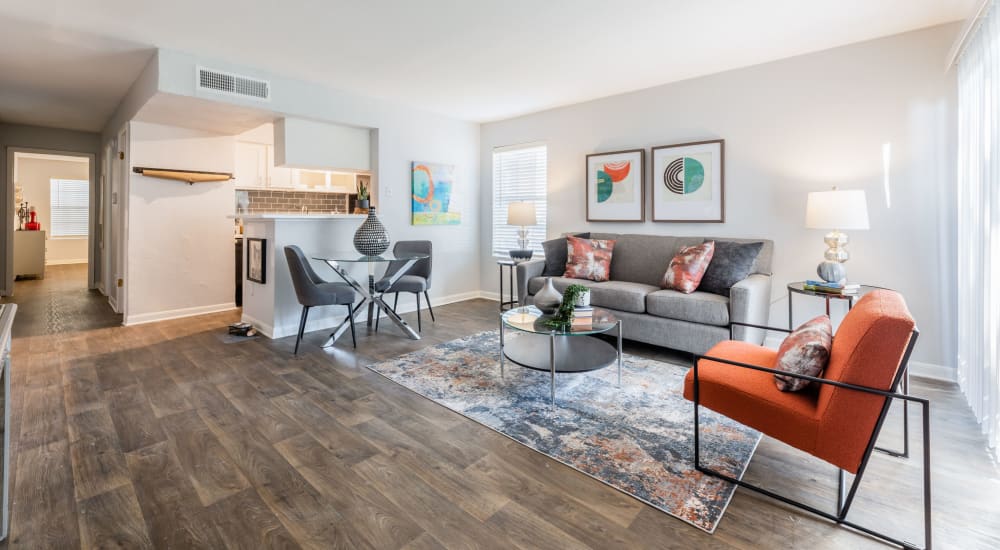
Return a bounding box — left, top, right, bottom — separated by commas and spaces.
353, 206, 389, 256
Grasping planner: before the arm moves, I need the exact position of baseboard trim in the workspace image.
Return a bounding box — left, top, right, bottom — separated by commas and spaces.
45, 259, 88, 266
125, 302, 237, 326
908, 361, 956, 383
253, 290, 491, 340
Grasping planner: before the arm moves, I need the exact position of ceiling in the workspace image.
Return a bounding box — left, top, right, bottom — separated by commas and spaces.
0, 0, 975, 130
0, 16, 154, 132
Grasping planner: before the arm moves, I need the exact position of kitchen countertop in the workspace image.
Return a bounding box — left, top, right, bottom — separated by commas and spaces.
229, 213, 366, 220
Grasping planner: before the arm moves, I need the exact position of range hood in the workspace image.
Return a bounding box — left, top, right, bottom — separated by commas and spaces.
274, 117, 372, 173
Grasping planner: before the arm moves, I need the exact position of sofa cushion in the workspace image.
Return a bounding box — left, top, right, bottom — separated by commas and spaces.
646, 289, 730, 326
661, 241, 715, 294
541, 232, 591, 276
528, 277, 657, 313
604, 234, 704, 286
699, 240, 765, 296
564, 235, 616, 282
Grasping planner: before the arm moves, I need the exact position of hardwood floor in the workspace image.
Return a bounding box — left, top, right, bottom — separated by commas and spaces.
1, 264, 998, 549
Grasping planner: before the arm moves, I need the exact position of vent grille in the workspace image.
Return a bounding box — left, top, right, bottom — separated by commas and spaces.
197, 67, 270, 100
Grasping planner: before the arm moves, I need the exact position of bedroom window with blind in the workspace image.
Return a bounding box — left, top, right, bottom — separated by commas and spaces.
492, 143, 547, 257
50, 179, 89, 238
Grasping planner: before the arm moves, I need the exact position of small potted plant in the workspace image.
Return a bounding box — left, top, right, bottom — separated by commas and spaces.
356, 178, 370, 212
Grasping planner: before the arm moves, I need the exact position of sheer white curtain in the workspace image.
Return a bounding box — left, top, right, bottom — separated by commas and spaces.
958, 0, 1000, 452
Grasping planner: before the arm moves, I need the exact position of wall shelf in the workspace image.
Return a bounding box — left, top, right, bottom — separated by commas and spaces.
132, 166, 233, 185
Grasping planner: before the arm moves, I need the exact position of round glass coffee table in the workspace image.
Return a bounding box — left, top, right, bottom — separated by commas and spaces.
500, 305, 623, 403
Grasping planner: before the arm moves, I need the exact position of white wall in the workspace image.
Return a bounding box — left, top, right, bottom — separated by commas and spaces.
16, 157, 90, 264
126, 121, 236, 324
153, 49, 481, 315
479, 24, 958, 370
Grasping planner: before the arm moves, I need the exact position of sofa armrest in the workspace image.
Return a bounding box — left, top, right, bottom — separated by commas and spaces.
515, 259, 546, 306
729, 273, 772, 344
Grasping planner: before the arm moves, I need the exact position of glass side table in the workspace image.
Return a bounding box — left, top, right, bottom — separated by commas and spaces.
786, 281, 880, 329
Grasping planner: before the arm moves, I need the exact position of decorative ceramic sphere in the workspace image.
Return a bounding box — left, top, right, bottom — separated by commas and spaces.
817, 261, 846, 284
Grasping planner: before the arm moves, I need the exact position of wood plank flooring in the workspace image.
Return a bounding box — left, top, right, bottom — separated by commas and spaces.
1, 264, 998, 549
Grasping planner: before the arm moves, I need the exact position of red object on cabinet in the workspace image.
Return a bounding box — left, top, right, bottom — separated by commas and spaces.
24, 211, 40, 231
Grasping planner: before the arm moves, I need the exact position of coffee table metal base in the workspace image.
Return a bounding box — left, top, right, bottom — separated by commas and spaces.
500, 325, 622, 403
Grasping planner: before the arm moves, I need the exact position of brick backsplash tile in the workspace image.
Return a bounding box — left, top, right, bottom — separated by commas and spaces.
244, 190, 353, 213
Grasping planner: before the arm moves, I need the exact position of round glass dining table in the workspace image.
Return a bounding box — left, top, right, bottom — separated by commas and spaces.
313, 251, 430, 344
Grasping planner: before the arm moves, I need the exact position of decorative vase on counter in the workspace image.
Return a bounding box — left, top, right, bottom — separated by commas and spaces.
353, 206, 389, 256
533, 277, 562, 315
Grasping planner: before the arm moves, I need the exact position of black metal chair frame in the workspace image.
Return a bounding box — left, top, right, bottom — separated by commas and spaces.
295, 301, 359, 355
692, 321, 930, 549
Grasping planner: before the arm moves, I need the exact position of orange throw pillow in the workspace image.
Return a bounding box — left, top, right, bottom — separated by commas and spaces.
773, 315, 833, 391
661, 241, 715, 293
563, 235, 616, 281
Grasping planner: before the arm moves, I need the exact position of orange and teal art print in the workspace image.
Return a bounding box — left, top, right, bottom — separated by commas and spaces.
586, 149, 645, 221
412, 161, 460, 225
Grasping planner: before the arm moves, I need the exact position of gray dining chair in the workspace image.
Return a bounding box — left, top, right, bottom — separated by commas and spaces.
284, 245, 358, 354
375, 240, 434, 332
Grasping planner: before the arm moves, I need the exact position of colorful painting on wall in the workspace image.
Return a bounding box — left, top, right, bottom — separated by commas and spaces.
412, 162, 460, 225
585, 149, 645, 221
651, 139, 725, 222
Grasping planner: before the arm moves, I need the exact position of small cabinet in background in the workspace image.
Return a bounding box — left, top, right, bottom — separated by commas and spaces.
235, 142, 267, 189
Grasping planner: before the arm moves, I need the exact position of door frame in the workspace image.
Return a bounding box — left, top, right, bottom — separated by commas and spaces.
2, 147, 99, 296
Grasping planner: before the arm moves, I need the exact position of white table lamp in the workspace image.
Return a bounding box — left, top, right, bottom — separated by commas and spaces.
507, 201, 537, 262
805, 188, 869, 283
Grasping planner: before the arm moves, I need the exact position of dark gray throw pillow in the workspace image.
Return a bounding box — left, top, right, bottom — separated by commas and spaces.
542, 232, 591, 276
699, 240, 764, 296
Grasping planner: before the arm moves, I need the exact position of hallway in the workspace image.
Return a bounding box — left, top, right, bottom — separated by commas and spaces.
5, 264, 120, 338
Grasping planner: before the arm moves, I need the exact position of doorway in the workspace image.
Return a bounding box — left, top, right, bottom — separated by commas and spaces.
3, 148, 99, 297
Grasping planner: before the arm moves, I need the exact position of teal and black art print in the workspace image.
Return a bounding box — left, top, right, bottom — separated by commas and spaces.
652, 139, 725, 222
586, 149, 645, 221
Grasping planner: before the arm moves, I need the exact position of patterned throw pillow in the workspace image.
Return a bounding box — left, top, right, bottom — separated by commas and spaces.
563, 236, 616, 281
661, 241, 715, 294
773, 315, 833, 392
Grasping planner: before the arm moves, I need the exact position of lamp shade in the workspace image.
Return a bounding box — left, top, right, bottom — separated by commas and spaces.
507, 201, 537, 226
805, 189, 870, 230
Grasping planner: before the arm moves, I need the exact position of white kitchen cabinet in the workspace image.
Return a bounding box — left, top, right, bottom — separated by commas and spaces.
267, 146, 293, 189
235, 142, 268, 189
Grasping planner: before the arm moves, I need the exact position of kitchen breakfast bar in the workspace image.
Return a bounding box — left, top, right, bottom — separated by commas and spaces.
238, 214, 371, 340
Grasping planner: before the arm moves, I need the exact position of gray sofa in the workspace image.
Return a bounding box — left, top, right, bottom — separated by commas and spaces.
515, 233, 773, 355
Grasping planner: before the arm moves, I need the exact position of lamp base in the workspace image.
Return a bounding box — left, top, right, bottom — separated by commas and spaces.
817, 261, 846, 284
509, 249, 533, 262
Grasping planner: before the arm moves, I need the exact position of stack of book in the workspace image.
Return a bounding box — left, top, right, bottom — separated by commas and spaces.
803, 280, 860, 295
571, 305, 594, 326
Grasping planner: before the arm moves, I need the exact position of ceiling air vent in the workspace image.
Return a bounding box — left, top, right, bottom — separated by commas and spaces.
196, 67, 270, 101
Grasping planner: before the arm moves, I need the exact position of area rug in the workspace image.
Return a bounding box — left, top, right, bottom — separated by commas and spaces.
367, 330, 761, 533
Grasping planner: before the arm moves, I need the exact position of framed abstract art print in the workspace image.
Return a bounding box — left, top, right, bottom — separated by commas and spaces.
651, 139, 725, 222
585, 149, 645, 222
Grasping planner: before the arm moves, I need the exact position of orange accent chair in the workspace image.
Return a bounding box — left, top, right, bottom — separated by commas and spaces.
683, 289, 930, 549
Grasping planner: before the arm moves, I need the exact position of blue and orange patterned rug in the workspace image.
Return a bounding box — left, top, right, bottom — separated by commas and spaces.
367, 331, 760, 533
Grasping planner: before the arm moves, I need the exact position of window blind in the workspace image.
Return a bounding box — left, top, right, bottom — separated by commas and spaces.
50, 179, 89, 237
492, 144, 547, 257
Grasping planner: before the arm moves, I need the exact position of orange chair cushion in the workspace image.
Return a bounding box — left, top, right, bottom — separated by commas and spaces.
683, 341, 821, 456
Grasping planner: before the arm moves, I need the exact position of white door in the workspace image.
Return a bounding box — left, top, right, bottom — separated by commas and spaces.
235, 142, 267, 189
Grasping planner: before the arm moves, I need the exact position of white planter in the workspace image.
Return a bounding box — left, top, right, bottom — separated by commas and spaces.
575, 290, 591, 308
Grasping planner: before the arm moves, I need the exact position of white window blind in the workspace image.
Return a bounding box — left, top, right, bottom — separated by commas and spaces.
50, 179, 89, 238
492, 144, 547, 257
